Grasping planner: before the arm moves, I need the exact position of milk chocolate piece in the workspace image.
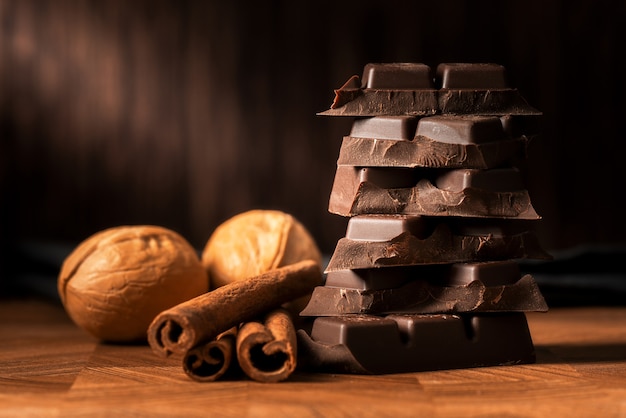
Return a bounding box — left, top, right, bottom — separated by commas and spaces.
297, 313, 536, 374
325, 216, 551, 272
350, 116, 419, 140
301, 274, 547, 315
328, 166, 539, 219
320, 63, 541, 117
336, 135, 527, 169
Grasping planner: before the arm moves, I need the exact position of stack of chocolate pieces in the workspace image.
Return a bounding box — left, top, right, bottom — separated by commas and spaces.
298, 63, 552, 374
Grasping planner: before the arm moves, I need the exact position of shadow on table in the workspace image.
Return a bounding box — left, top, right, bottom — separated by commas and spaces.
535, 342, 626, 364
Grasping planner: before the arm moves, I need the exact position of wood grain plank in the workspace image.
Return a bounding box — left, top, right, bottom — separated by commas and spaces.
0, 299, 95, 394
1, 300, 626, 417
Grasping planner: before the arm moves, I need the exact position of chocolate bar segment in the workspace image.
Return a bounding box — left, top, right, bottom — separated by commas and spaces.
436, 87, 541, 116
336, 135, 527, 169
300, 273, 548, 316
328, 166, 540, 219
434, 63, 540, 115
322, 87, 439, 116
297, 313, 536, 374
500, 114, 543, 137
444, 216, 536, 237
321, 63, 438, 116
323, 260, 521, 290
416, 115, 506, 145
362, 63, 434, 89
341, 166, 420, 190
434, 167, 524, 193
443, 260, 521, 286
350, 116, 419, 140
344, 214, 538, 240
319, 62, 541, 116
345, 214, 429, 241
323, 265, 443, 290
436, 63, 508, 89
325, 217, 552, 272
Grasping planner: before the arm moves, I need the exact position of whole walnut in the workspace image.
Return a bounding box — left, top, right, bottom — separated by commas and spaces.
201, 210, 322, 289
58, 225, 209, 342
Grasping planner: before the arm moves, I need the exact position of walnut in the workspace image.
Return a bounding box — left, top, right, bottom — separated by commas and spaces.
201, 210, 322, 289
58, 225, 209, 342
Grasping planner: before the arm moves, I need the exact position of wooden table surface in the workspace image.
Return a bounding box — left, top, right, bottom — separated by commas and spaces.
1, 297, 625, 418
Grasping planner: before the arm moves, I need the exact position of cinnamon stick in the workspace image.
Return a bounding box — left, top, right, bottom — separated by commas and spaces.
236, 308, 297, 383
182, 327, 237, 382
147, 259, 322, 358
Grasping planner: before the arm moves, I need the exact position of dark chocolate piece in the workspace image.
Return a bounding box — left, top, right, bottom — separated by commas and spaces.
500, 114, 543, 138
325, 216, 552, 272
434, 168, 524, 193
437, 89, 540, 116
435, 63, 540, 115
344, 214, 536, 240
443, 260, 521, 286
344, 214, 430, 241
336, 135, 527, 169
305, 261, 546, 316
362, 63, 434, 89
350, 116, 419, 140
319, 63, 541, 117
330, 165, 420, 194
436, 63, 508, 89
323, 260, 520, 291
328, 166, 540, 219
331, 75, 362, 109
297, 313, 536, 374
337, 114, 528, 169
300, 274, 548, 316
323, 63, 439, 116
323, 265, 444, 290
323, 88, 439, 116
416, 115, 506, 145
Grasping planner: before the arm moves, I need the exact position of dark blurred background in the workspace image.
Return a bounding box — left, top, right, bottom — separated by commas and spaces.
1, 0, 625, 301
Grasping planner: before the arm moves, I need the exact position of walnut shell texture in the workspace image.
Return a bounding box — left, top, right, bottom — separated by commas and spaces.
201, 210, 323, 289
58, 225, 209, 342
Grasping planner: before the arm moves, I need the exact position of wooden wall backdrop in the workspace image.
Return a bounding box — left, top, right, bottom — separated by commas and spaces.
1, 0, 625, 284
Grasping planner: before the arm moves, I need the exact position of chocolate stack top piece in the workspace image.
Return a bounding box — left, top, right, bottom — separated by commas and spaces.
320, 62, 541, 117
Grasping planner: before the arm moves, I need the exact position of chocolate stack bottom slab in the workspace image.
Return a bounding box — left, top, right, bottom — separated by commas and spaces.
297, 312, 535, 375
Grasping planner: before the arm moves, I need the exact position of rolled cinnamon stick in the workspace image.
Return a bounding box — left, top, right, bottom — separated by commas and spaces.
182, 327, 237, 382
147, 259, 322, 358
236, 309, 297, 383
